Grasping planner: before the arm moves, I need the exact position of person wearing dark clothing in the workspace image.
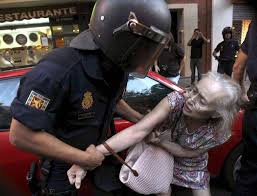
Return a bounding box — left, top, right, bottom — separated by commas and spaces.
232, 18, 257, 196
213, 27, 240, 77
187, 28, 210, 84
9, 0, 171, 195
154, 34, 185, 84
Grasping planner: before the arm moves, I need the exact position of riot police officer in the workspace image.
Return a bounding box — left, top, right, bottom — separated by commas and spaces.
232, 1, 257, 195
213, 27, 240, 76
9, 0, 171, 195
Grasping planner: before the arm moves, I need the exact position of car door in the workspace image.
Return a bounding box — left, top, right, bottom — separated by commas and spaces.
0, 76, 37, 195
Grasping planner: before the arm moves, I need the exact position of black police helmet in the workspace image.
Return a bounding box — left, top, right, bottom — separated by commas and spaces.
89, 0, 171, 77
222, 27, 233, 39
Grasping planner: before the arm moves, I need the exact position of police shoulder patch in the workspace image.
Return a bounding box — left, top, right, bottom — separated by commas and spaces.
82, 91, 93, 109
25, 90, 50, 111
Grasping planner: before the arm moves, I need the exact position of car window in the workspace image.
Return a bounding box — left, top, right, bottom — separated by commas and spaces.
0, 77, 20, 130
123, 75, 173, 115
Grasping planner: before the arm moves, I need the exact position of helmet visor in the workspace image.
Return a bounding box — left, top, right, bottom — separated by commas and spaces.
113, 12, 170, 77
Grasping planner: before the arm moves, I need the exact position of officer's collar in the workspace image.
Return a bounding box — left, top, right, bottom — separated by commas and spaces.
81, 50, 105, 81
81, 50, 123, 82
70, 29, 99, 50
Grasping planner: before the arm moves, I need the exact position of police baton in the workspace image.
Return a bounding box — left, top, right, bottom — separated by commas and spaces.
102, 142, 139, 177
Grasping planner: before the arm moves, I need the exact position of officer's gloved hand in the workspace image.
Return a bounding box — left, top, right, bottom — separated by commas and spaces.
84, 144, 105, 170
67, 164, 86, 189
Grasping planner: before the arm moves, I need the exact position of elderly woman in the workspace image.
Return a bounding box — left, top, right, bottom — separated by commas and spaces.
68, 72, 241, 196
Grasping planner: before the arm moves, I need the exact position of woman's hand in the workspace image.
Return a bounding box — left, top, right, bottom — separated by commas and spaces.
145, 131, 161, 144
154, 64, 160, 73
242, 93, 249, 103
67, 165, 87, 189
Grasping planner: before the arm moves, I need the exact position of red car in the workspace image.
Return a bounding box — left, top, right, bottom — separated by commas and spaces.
0, 67, 243, 195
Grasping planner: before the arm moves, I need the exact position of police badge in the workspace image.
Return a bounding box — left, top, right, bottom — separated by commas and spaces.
82, 91, 93, 109
25, 91, 50, 111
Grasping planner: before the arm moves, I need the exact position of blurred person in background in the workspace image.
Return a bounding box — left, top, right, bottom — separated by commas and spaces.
187, 28, 210, 85
213, 27, 239, 77
154, 33, 185, 84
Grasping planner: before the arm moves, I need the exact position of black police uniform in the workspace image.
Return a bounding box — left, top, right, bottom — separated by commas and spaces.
232, 20, 257, 196
11, 47, 128, 195
214, 40, 239, 76
158, 43, 184, 78
190, 37, 204, 83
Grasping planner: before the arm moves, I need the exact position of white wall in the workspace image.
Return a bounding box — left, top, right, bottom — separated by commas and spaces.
212, 0, 233, 71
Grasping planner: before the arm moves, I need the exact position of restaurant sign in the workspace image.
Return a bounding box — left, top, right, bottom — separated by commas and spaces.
0, 6, 77, 23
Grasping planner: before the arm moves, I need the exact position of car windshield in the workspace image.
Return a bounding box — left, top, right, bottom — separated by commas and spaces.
0, 77, 20, 106
0, 77, 20, 130
123, 75, 173, 114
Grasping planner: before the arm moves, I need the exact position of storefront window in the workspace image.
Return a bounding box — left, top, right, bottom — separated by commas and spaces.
0, 4, 87, 71
52, 24, 80, 35
51, 24, 79, 48
0, 18, 53, 70
50, 15, 80, 48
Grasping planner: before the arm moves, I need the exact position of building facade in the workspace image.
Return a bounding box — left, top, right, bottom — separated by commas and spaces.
166, 0, 255, 75
166, 0, 212, 76
212, 0, 255, 72
1, 0, 254, 76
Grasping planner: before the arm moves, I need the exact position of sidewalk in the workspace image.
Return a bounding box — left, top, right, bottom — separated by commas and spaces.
178, 76, 191, 89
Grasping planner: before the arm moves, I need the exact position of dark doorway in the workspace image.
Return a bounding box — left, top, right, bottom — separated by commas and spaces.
170, 10, 178, 43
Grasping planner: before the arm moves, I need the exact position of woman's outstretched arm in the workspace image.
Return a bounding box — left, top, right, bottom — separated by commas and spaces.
67, 97, 171, 188
97, 96, 171, 154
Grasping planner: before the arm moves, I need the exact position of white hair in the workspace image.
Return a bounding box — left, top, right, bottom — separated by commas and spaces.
205, 72, 242, 137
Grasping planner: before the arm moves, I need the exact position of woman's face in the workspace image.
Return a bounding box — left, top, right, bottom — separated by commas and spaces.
183, 78, 226, 119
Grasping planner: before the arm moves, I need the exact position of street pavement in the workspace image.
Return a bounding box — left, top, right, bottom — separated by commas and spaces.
177, 76, 191, 89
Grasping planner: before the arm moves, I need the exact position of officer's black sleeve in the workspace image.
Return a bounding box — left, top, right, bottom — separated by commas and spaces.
214, 42, 221, 52
235, 41, 240, 51
11, 68, 66, 132
175, 44, 185, 59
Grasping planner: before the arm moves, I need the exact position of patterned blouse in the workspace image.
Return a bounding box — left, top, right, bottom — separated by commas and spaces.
159, 91, 230, 190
